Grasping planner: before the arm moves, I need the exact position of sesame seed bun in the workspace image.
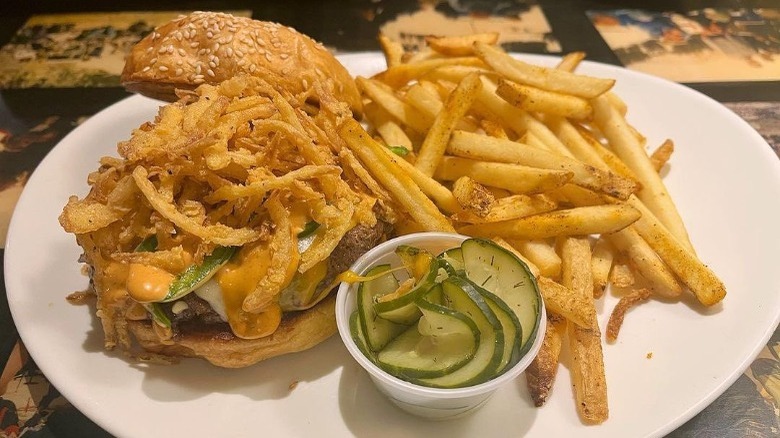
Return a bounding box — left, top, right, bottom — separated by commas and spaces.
121, 12, 362, 114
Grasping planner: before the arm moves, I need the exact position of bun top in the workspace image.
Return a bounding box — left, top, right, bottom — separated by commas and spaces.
121, 12, 362, 113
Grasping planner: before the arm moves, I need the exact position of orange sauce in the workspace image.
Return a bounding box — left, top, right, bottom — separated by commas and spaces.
218, 244, 283, 339
126, 263, 175, 303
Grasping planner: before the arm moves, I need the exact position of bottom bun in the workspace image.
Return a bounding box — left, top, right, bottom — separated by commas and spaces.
128, 294, 337, 368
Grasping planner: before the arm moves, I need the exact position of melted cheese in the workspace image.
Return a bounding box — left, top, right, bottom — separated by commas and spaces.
126, 263, 175, 303
217, 244, 282, 339
193, 279, 228, 321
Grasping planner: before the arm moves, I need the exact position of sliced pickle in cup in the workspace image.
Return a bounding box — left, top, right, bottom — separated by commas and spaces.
376, 284, 479, 379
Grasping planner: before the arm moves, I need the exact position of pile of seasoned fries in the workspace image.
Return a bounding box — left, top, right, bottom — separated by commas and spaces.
336, 32, 726, 424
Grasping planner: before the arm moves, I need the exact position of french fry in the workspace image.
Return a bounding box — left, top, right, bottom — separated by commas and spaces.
560, 236, 609, 424
474, 42, 615, 98
552, 184, 614, 207
609, 262, 635, 288
626, 195, 726, 306
362, 103, 414, 151
575, 124, 639, 183
526, 313, 565, 406
426, 32, 499, 56
651, 139, 675, 173
381, 56, 486, 88
451, 176, 494, 217
356, 76, 433, 134
479, 119, 510, 139
555, 51, 586, 72
404, 82, 478, 132
338, 119, 455, 232
377, 144, 461, 213
448, 130, 638, 199
546, 116, 609, 168
435, 156, 573, 194
421, 65, 495, 84
497, 79, 594, 121
476, 76, 574, 156
607, 227, 683, 298
592, 95, 693, 252
536, 276, 591, 328
606, 92, 628, 117
452, 194, 557, 224
458, 204, 640, 240
591, 237, 614, 299
403, 46, 438, 63
510, 239, 562, 279
415, 73, 481, 176
378, 33, 405, 67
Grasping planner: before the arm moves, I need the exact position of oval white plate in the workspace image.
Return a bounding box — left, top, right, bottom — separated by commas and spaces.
6, 53, 780, 437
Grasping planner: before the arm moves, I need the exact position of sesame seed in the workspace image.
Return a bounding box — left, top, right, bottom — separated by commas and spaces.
190, 42, 199, 48
280, 53, 289, 60
178, 48, 186, 56
175, 68, 183, 76
213, 42, 220, 51
249, 64, 257, 73
226, 47, 233, 57
207, 69, 215, 77
142, 66, 151, 72
265, 52, 272, 61
158, 46, 167, 54
159, 65, 169, 72
167, 46, 174, 54
150, 57, 157, 65
195, 64, 202, 74
193, 77, 205, 84
207, 31, 214, 39
209, 61, 216, 68
235, 49, 244, 57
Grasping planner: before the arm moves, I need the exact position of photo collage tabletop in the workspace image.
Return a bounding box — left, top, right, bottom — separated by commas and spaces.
0, 1, 778, 436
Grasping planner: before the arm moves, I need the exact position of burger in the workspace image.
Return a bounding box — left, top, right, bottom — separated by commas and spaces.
59, 12, 393, 368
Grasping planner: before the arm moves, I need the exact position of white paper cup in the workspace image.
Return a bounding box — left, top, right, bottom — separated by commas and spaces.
336, 232, 546, 419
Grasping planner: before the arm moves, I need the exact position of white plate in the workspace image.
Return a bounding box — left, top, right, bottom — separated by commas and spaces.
6, 53, 780, 438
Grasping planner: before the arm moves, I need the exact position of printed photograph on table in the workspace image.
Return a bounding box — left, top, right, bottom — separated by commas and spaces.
671, 331, 780, 437
0, 11, 251, 89
724, 102, 780, 157
0, 114, 89, 246
377, 0, 561, 53
587, 8, 780, 82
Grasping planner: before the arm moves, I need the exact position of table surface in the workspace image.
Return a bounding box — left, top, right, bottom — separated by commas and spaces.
0, 1, 778, 437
